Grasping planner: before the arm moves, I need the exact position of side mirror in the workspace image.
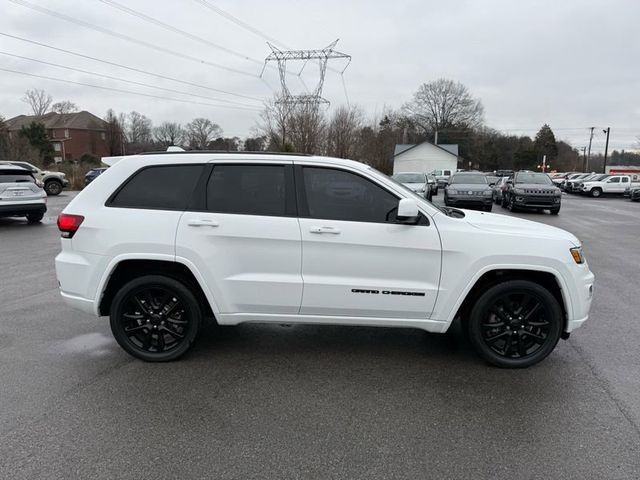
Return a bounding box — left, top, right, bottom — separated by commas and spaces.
397, 198, 419, 224
489, 182, 496, 187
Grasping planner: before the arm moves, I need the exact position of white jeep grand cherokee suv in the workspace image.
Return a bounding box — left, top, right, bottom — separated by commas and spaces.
55, 153, 594, 368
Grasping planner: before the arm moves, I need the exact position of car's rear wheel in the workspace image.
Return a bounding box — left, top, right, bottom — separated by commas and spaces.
44, 180, 63, 196
467, 280, 563, 368
26, 212, 44, 223
110, 275, 202, 362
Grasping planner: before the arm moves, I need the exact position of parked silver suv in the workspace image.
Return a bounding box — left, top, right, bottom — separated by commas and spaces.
0, 161, 68, 196
0, 165, 47, 223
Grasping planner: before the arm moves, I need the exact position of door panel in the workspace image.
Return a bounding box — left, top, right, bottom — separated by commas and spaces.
175, 162, 302, 315
297, 165, 441, 319
176, 213, 302, 314
299, 219, 441, 318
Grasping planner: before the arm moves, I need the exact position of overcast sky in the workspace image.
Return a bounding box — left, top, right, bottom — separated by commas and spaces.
1, 0, 639, 152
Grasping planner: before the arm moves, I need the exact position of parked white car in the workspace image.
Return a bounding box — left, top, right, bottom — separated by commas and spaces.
55, 153, 594, 368
581, 175, 640, 197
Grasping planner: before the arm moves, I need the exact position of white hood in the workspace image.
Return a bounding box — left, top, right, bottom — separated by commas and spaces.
461, 210, 580, 246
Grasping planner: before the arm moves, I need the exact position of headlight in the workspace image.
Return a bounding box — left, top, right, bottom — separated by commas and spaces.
513, 188, 525, 194
483, 190, 492, 196
447, 189, 458, 195
570, 247, 585, 264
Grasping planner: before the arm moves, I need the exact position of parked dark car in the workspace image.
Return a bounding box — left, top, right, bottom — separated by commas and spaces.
630, 187, 640, 202
502, 172, 561, 214
84, 167, 107, 186
444, 172, 493, 211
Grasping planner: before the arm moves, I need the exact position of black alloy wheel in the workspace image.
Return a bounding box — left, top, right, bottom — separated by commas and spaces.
468, 280, 562, 368
45, 180, 62, 196
507, 195, 518, 212
110, 275, 202, 361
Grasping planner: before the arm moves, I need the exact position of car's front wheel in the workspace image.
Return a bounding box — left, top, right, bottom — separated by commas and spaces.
467, 280, 563, 368
110, 275, 202, 361
44, 180, 63, 196
590, 188, 602, 198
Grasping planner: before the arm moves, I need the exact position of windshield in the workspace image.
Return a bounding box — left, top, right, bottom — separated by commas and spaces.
450, 174, 487, 185
515, 173, 553, 185
392, 173, 424, 183
0, 170, 35, 183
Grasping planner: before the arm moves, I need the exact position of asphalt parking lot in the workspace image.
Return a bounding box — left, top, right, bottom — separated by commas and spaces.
1, 192, 639, 479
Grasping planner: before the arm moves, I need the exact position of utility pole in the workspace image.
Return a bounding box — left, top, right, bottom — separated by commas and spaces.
602, 127, 610, 174
580, 146, 587, 172
586, 127, 595, 172
434, 129, 438, 145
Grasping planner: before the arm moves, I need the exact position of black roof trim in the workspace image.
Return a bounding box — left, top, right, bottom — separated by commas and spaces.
137, 150, 313, 156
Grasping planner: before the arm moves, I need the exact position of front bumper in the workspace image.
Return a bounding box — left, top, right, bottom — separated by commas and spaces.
446, 195, 493, 207
61, 178, 69, 187
513, 195, 561, 209
565, 264, 595, 333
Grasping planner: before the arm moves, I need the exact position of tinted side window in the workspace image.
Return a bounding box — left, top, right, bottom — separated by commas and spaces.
207, 164, 286, 216
302, 167, 398, 223
609, 177, 620, 183
621, 177, 629, 183
110, 165, 203, 210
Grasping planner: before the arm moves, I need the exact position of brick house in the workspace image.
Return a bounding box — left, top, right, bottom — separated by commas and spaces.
6, 111, 110, 162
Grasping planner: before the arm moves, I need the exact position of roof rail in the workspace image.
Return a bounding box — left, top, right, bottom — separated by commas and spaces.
137, 150, 313, 156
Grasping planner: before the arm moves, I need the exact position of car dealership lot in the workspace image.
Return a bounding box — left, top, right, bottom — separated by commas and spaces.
1, 193, 639, 479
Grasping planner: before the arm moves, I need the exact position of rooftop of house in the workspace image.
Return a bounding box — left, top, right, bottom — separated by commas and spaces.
6, 111, 108, 131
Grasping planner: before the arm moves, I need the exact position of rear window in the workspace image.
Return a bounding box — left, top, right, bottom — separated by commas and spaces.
206, 164, 287, 216
109, 165, 204, 210
0, 170, 34, 183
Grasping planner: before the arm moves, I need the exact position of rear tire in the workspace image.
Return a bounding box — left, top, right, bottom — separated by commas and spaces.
26, 212, 44, 223
110, 275, 202, 362
467, 280, 563, 368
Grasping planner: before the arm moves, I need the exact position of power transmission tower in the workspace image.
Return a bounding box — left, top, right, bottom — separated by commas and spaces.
260, 40, 351, 107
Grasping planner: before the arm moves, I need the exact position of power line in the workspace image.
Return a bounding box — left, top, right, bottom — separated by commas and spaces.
191, 0, 290, 49
0, 32, 262, 102
0, 67, 263, 112
7, 0, 260, 79
0, 51, 260, 107
97, 0, 265, 66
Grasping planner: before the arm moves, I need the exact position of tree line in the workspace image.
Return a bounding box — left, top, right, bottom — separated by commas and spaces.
2, 83, 639, 174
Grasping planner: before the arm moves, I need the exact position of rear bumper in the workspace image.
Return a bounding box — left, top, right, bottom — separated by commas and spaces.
0, 202, 46, 217
55, 248, 108, 316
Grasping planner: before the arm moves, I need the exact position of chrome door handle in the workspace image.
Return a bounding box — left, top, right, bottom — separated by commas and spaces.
309, 226, 341, 234
187, 219, 219, 227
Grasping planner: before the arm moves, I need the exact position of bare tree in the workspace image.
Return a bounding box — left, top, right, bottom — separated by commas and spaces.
154, 122, 184, 146
185, 118, 222, 149
21, 89, 53, 117
51, 100, 79, 114
126, 111, 153, 144
326, 105, 364, 158
104, 109, 124, 155
258, 96, 292, 151
403, 79, 484, 134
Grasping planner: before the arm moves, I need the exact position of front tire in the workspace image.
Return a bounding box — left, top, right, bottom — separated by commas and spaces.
467, 280, 563, 368
110, 275, 202, 362
507, 195, 518, 212
45, 180, 63, 196
590, 188, 602, 198
550, 207, 560, 215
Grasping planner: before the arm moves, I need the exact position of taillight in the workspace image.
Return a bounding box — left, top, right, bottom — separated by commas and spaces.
57, 214, 84, 238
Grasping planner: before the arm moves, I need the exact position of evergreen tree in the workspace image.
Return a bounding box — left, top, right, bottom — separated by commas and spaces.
533, 124, 558, 164
19, 122, 54, 166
